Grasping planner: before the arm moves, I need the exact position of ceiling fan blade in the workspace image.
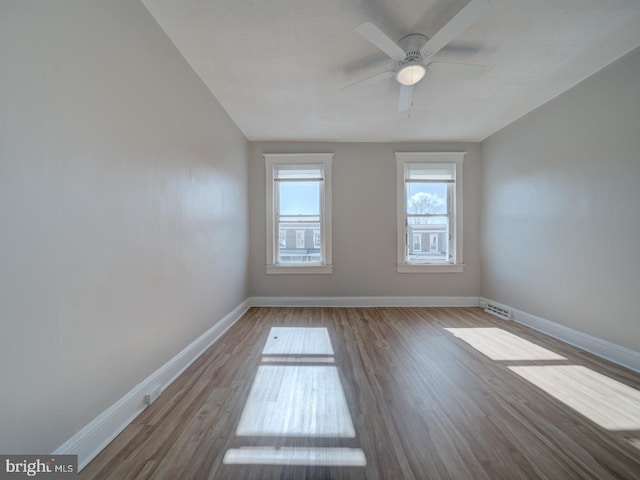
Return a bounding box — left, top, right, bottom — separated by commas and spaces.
340, 70, 396, 92
420, 0, 490, 58
398, 84, 413, 112
356, 22, 406, 61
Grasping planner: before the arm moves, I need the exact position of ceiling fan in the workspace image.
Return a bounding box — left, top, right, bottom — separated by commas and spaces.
349, 0, 490, 112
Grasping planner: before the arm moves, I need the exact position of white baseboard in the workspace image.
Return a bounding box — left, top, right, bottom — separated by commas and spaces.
249, 296, 480, 307
480, 297, 640, 373
54, 299, 250, 471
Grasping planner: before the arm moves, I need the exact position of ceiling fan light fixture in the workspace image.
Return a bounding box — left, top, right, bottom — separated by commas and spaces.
396, 63, 426, 86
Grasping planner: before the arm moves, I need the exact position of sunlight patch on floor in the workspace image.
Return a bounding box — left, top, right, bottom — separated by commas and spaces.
236, 364, 356, 437
445, 327, 566, 361
509, 365, 640, 430
225, 327, 365, 467
223, 447, 367, 466
261, 355, 336, 363
262, 327, 334, 356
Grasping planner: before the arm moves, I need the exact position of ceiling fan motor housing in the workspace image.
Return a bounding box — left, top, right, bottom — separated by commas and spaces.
397, 34, 428, 65
395, 34, 428, 86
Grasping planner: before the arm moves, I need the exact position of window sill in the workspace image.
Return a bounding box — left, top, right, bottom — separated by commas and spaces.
397, 263, 464, 273
266, 265, 333, 275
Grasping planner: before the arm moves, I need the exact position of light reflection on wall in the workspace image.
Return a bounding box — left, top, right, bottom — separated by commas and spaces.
223, 327, 366, 467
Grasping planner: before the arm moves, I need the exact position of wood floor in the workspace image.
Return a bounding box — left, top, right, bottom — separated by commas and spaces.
80, 307, 640, 480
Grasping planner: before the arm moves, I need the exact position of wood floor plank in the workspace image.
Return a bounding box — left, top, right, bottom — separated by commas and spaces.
80, 307, 640, 479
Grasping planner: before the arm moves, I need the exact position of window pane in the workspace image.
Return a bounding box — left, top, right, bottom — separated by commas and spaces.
277, 177, 322, 265
279, 215, 320, 223
406, 182, 447, 215
278, 222, 321, 264
279, 181, 320, 216
406, 221, 449, 263
407, 215, 448, 225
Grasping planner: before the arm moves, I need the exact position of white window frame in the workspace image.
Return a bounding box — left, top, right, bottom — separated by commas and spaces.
264, 153, 333, 274
396, 152, 465, 273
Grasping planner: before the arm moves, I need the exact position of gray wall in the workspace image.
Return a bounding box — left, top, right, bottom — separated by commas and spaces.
0, 0, 249, 453
480, 47, 640, 352
249, 142, 481, 298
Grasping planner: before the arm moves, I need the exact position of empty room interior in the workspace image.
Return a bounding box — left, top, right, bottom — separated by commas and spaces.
2, 0, 640, 479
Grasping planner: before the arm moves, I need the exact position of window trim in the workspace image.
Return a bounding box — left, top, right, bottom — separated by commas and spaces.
396, 152, 465, 273
264, 153, 333, 274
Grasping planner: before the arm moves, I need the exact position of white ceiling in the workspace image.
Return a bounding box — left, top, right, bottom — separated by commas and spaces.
141, 0, 640, 142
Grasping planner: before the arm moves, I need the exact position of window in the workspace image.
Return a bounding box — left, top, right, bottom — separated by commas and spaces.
396, 152, 464, 273
265, 153, 333, 274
